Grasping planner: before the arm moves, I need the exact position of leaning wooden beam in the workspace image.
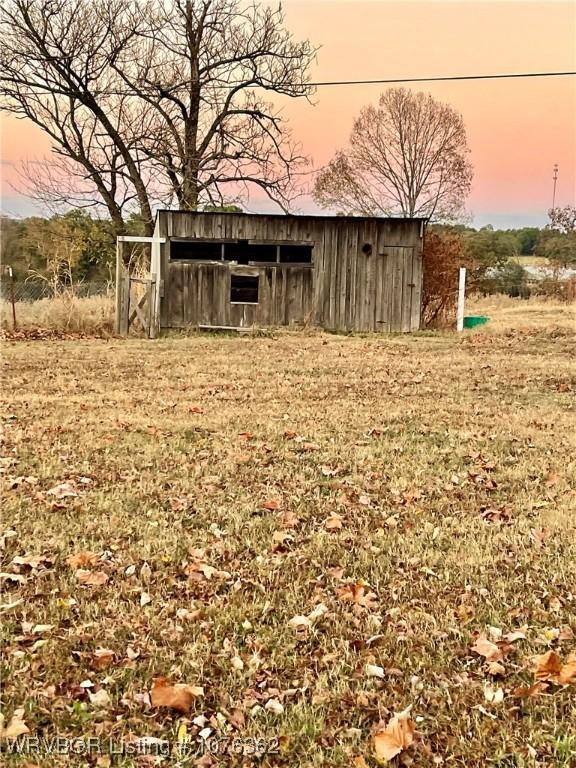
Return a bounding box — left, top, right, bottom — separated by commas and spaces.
128, 288, 148, 331
117, 236, 166, 243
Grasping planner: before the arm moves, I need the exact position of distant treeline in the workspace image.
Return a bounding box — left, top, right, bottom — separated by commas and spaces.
1, 211, 574, 287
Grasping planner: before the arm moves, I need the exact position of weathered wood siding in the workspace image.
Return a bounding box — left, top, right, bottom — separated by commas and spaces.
155, 211, 424, 332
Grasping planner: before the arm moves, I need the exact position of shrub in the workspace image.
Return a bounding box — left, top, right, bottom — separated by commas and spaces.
421, 228, 467, 328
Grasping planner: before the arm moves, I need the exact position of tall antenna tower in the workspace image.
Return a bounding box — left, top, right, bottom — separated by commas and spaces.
552, 163, 559, 209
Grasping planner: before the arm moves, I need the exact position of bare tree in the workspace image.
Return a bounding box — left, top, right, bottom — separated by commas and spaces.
314, 88, 473, 222
0, 0, 316, 233
0, 0, 156, 232
108, 0, 316, 210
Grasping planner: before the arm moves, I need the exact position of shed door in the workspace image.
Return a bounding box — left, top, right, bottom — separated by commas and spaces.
376, 246, 422, 332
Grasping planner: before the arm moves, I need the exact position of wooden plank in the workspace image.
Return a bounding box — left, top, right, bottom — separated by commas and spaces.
148, 276, 158, 338
380, 247, 393, 333
376, 226, 387, 332
328, 225, 337, 328
391, 248, 403, 332
410, 251, 423, 331
401, 248, 413, 332
119, 274, 130, 336
363, 222, 375, 331
354, 226, 364, 331
374, 254, 384, 332
115, 240, 123, 334
117, 236, 166, 243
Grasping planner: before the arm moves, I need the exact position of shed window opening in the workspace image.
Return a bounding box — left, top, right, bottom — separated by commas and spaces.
279, 244, 313, 263
170, 239, 313, 264
230, 275, 259, 304
170, 240, 223, 261
226, 241, 276, 264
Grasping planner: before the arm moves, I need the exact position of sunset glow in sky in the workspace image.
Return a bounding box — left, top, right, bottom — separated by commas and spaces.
1, 0, 575, 227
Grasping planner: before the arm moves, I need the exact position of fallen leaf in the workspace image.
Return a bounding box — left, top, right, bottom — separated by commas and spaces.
324, 513, 343, 530
76, 570, 109, 587
336, 582, 378, 610
512, 682, 548, 698
264, 698, 284, 715
88, 688, 111, 708
0, 573, 26, 585
0, 598, 23, 613
365, 663, 385, 679
176, 608, 202, 621
272, 530, 292, 545
288, 615, 309, 631
31, 624, 54, 634
12, 554, 49, 569
486, 661, 506, 676
47, 482, 77, 498
150, 678, 203, 714
66, 552, 99, 569
280, 510, 299, 528
470, 635, 503, 663
545, 470, 559, 486
483, 683, 505, 704
93, 649, 115, 669
288, 603, 327, 631
558, 652, 576, 685
0, 708, 30, 739
261, 499, 279, 511
533, 650, 562, 682
373, 706, 415, 763
185, 561, 231, 581
140, 592, 152, 607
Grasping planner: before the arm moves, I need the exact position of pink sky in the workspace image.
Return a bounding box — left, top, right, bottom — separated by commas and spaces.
1, 0, 575, 227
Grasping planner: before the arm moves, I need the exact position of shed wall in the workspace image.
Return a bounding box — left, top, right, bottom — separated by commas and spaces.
156, 212, 423, 332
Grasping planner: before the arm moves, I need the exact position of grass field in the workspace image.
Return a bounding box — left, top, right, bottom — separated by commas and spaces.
1, 300, 575, 766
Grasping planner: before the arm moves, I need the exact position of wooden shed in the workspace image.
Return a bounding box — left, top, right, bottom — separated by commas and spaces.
117, 210, 426, 336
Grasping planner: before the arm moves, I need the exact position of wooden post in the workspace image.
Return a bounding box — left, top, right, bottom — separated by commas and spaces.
115, 239, 124, 334
119, 276, 130, 336
149, 274, 157, 339
457, 267, 466, 332
8, 267, 17, 330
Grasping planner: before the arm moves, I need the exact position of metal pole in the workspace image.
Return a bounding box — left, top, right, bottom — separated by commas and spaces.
457, 267, 466, 332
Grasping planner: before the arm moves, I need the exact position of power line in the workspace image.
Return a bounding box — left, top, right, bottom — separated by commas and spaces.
308, 71, 576, 87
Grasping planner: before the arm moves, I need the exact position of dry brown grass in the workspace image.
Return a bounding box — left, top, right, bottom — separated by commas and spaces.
1, 301, 575, 767
466, 295, 575, 334
0, 293, 114, 335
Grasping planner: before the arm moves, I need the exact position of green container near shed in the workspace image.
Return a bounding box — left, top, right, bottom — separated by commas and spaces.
463, 315, 489, 329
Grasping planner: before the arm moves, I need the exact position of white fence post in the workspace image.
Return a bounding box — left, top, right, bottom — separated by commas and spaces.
457, 267, 466, 332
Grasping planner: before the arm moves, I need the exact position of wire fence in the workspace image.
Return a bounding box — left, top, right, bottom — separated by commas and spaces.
0, 281, 112, 303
